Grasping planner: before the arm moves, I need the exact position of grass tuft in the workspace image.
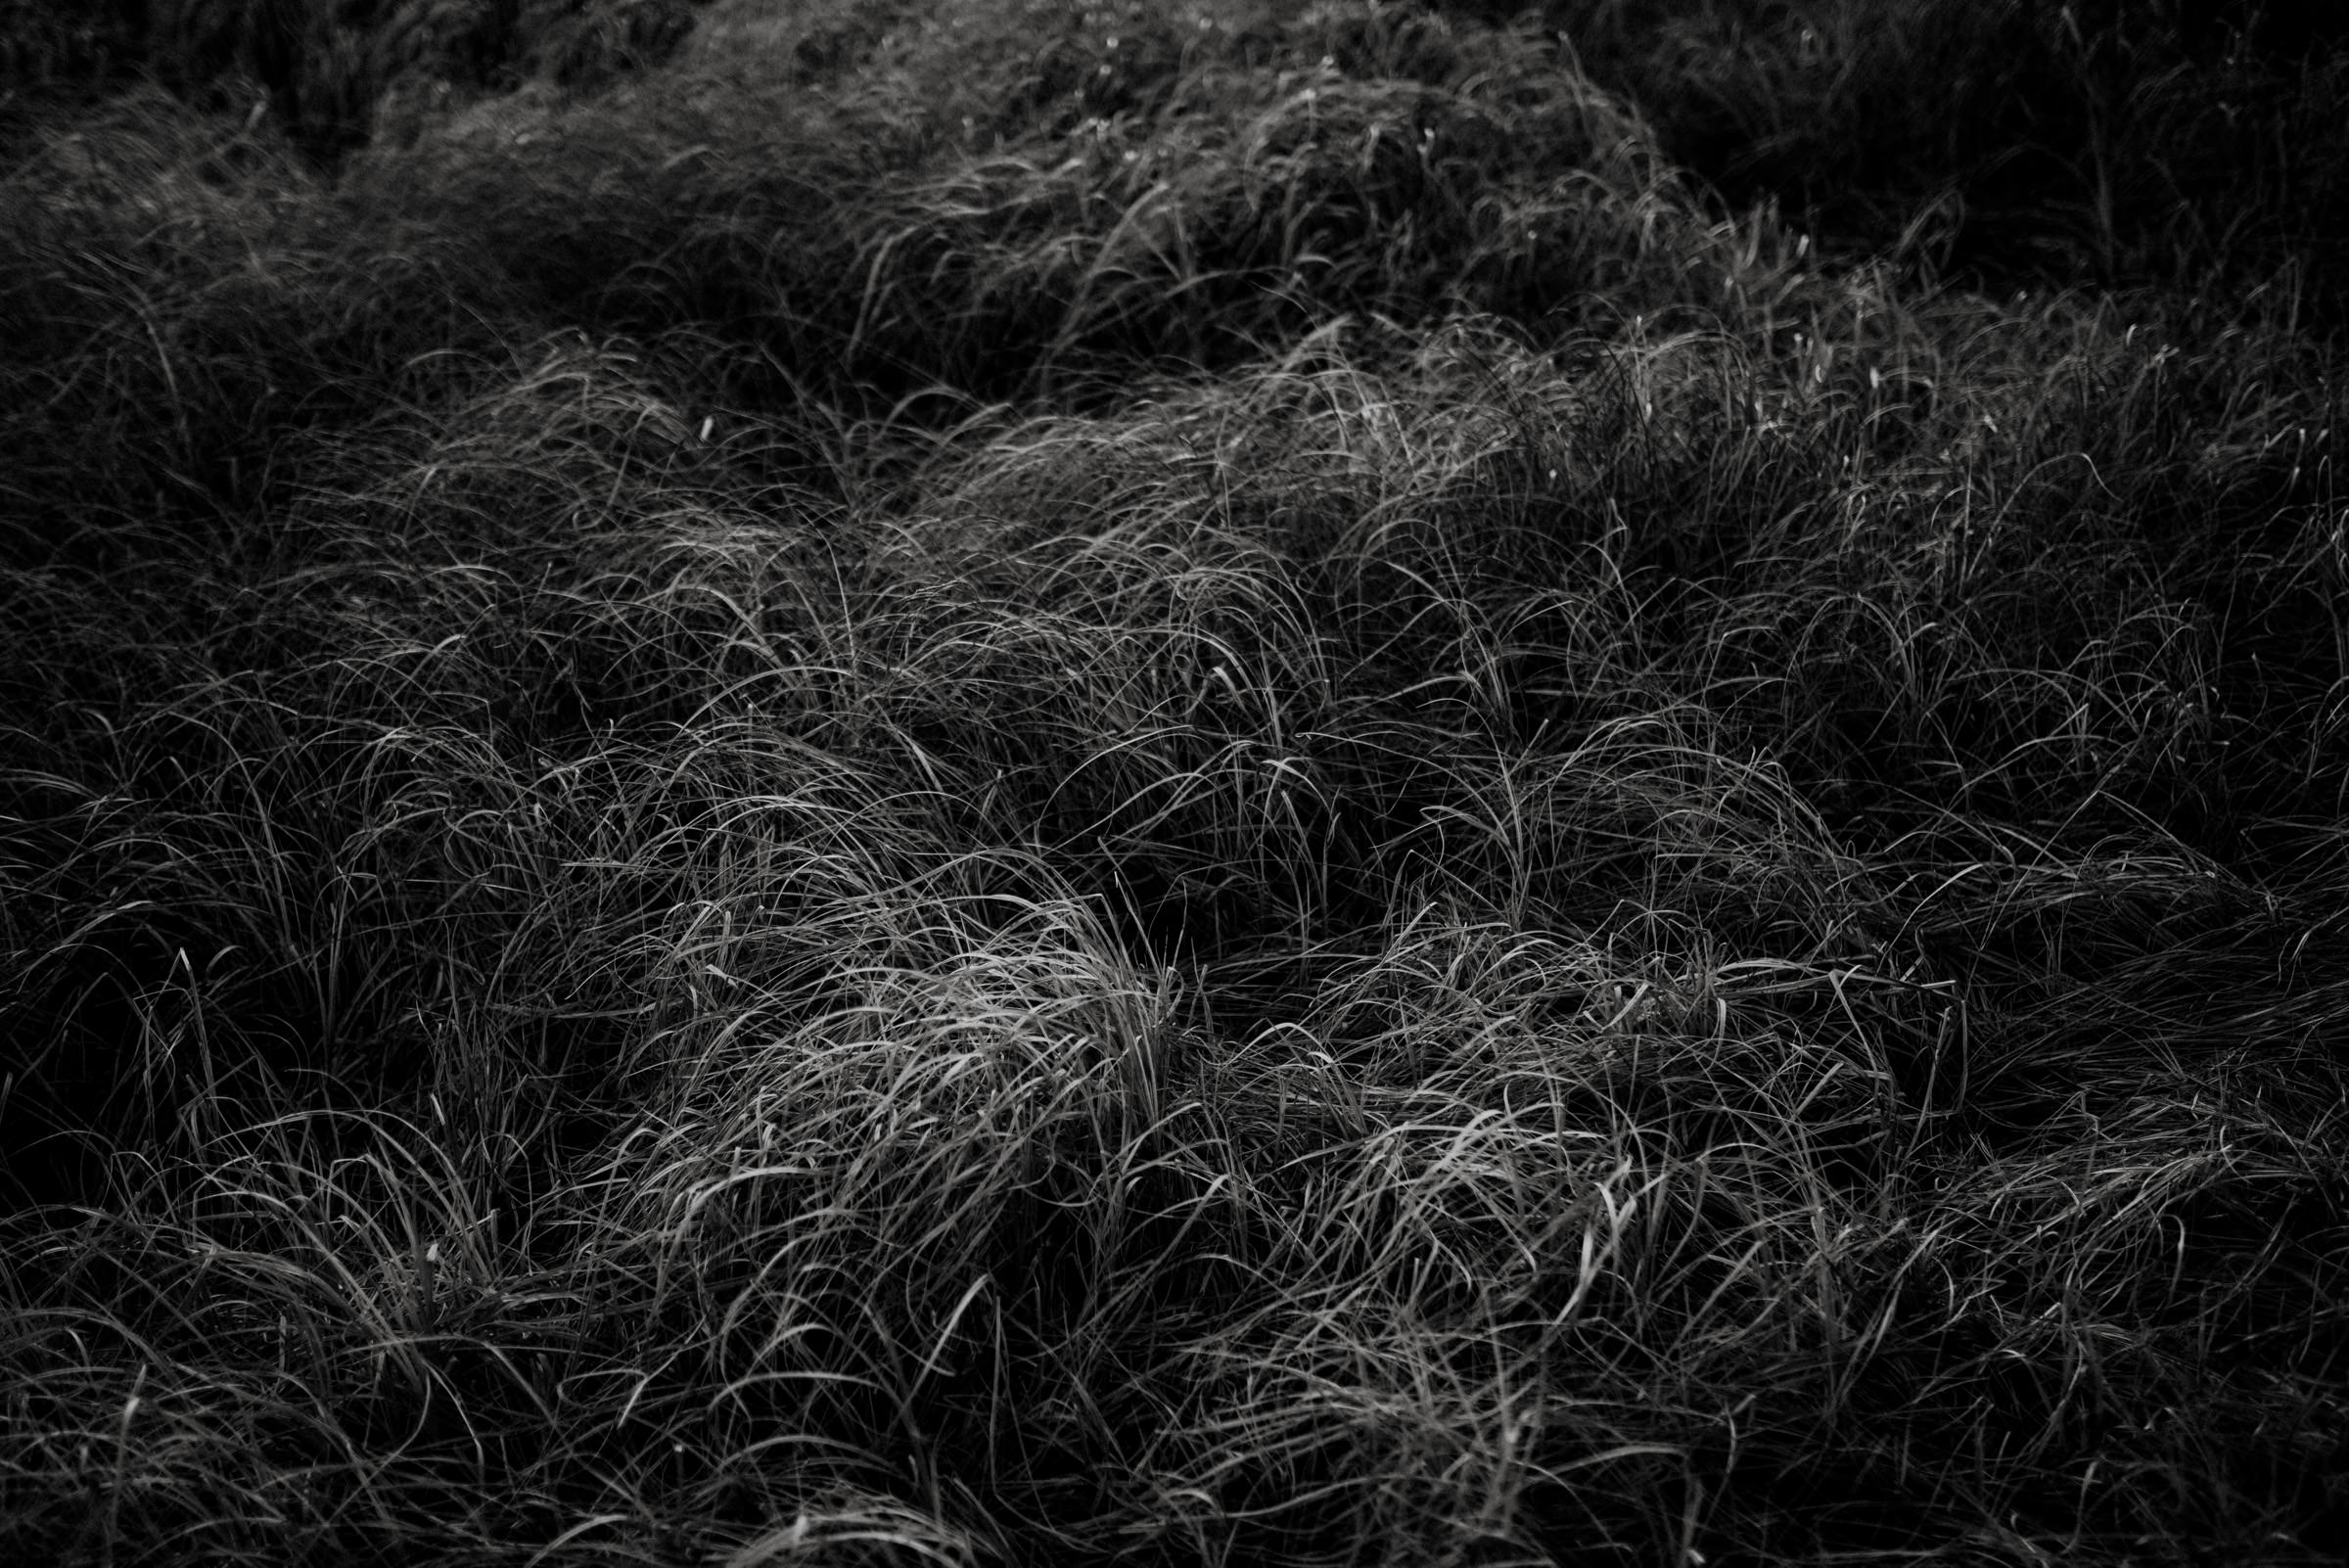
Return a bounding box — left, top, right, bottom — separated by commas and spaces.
3, 1, 2346, 1562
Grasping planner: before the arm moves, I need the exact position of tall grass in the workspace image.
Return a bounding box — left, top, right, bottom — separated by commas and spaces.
1546, 0, 2349, 316
2, 1, 2344, 1563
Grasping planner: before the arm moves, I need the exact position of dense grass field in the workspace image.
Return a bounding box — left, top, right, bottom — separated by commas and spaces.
3, 1, 2345, 1562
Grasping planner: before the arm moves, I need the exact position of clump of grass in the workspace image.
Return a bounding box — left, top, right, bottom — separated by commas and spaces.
338, 0, 1782, 404
111, 0, 704, 163
0, 82, 535, 576
0, 0, 145, 136
2, 1, 2346, 1563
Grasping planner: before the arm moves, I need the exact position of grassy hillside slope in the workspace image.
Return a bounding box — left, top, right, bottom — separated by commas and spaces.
2, 2, 2344, 1563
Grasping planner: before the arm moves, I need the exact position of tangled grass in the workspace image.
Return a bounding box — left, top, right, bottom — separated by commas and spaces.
1, 2, 2344, 1563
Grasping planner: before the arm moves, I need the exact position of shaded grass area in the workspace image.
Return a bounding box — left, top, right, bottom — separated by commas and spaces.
1539, 0, 2349, 321
1, 2, 2345, 1563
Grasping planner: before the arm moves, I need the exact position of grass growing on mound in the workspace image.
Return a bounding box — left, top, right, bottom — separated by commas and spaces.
2, 1, 2346, 1563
